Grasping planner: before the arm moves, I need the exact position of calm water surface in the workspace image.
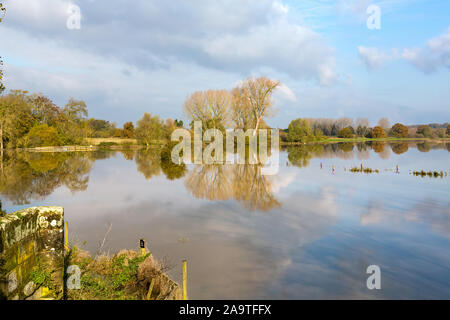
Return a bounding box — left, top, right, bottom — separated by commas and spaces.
1, 141, 450, 299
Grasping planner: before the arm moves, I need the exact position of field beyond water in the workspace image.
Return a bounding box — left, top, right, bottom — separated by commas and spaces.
1, 140, 450, 299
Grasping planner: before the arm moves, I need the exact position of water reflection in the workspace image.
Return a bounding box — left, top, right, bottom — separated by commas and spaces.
0, 151, 93, 204
185, 164, 280, 211
1, 141, 448, 207
0, 141, 449, 299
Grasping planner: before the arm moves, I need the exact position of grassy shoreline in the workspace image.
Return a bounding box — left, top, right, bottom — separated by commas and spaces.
4, 136, 449, 153
280, 137, 450, 145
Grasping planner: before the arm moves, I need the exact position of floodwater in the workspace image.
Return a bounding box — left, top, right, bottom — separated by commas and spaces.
1, 141, 450, 299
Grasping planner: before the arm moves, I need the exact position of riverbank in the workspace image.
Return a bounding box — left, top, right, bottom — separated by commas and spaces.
66, 247, 182, 300
280, 137, 450, 146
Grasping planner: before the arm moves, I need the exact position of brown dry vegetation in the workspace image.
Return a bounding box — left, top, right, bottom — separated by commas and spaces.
66, 247, 181, 300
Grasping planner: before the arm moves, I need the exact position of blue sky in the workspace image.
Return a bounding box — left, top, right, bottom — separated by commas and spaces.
0, 0, 449, 128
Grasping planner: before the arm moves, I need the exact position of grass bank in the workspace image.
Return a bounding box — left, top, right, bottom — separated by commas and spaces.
65, 247, 181, 300
280, 137, 450, 145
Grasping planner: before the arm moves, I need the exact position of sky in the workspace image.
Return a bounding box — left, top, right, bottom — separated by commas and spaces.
0, 0, 449, 128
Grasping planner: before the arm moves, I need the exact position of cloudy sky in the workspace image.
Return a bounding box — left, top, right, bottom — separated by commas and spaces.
0, 0, 449, 127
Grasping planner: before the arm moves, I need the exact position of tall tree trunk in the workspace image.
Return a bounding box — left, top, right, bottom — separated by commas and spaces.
253, 118, 260, 136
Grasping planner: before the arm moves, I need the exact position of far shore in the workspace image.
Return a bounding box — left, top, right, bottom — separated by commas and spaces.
4, 136, 448, 153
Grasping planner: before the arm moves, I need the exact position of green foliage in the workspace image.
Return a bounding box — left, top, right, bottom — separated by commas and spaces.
371, 126, 387, 138
98, 141, 118, 149
0, 3, 5, 93
160, 141, 187, 180
109, 254, 148, 290
287, 118, 313, 142
24, 124, 62, 147
136, 113, 165, 147
30, 264, 52, 287
338, 126, 354, 138
417, 125, 433, 138
0, 199, 6, 217
391, 123, 409, 138
122, 122, 135, 138
174, 119, 184, 127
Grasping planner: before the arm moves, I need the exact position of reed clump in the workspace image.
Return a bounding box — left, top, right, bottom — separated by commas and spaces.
349, 165, 379, 174
412, 170, 446, 178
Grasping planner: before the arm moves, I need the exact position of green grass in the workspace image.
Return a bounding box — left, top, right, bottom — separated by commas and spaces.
280, 136, 450, 145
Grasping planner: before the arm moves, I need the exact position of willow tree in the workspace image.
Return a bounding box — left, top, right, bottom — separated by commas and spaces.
235, 77, 280, 135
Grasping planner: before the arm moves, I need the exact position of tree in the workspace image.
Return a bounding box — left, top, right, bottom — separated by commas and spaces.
236, 77, 280, 135
30, 94, 61, 126
135, 113, 164, 148
338, 127, 354, 138
122, 121, 135, 138
59, 98, 89, 144
230, 86, 253, 130
356, 118, 370, 137
24, 124, 62, 147
174, 119, 184, 127
0, 3, 6, 94
447, 124, 450, 136
0, 90, 35, 151
417, 125, 433, 138
378, 118, 390, 130
63, 98, 88, 122
287, 119, 313, 142
371, 126, 386, 138
391, 123, 408, 138
184, 90, 231, 132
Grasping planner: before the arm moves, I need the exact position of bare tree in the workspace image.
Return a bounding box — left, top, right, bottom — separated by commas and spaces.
237, 77, 280, 135
378, 117, 390, 130
231, 87, 253, 130
183, 90, 231, 130
356, 117, 370, 128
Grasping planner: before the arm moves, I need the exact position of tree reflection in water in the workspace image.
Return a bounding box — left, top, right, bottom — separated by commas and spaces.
184, 164, 280, 211
1, 141, 446, 209
0, 151, 94, 204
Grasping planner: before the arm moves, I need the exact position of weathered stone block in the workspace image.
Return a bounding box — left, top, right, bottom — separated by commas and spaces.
0, 207, 64, 300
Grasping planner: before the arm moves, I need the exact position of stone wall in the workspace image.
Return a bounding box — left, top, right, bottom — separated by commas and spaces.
0, 207, 64, 300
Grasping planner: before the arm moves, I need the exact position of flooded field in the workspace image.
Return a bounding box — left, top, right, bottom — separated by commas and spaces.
1, 141, 449, 299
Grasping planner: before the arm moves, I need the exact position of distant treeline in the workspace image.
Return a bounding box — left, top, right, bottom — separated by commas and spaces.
282, 117, 449, 143
1, 87, 448, 150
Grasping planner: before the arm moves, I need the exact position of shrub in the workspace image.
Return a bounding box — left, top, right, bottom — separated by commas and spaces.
287, 119, 313, 142
417, 125, 433, 138
25, 124, 62, 147
371, 126, 386, 138
338, 127, 354, 138
390, 123, 409, 138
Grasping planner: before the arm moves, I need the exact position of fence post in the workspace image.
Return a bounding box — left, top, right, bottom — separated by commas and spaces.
140, 239, 146, 257
182, 259, 188, 300
64, 221, 69, 250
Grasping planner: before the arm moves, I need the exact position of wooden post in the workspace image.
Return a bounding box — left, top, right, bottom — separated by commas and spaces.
146, 278, 155, 300
64, 221, 69, 250
332, 165, 335, 175
140, 239, 146, 257
182, 259, 188, 300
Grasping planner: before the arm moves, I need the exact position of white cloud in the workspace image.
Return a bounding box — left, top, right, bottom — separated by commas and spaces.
401, 28, 450, 73
275, 83, 297, 102
358, 28, 450, 73
357, 46, 395, 69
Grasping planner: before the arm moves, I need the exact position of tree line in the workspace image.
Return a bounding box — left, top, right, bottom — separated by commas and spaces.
0, 90, 186, 150
284, 116, 449, 143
